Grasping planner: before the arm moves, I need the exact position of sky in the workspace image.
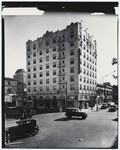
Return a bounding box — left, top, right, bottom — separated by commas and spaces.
4, 11, 118, 86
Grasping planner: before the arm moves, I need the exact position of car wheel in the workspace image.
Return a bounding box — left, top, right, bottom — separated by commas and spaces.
6, 133, 11, 143
82, 115, 87, 119
67, 115, 72, 119
31, 128, 38, 136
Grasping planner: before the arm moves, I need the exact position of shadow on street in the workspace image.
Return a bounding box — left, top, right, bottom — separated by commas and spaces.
54, 117, 85, 121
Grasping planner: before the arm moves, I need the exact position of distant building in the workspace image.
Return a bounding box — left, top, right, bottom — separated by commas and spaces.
5, 77, 17, 95
26, 22, 97, 109
13, 69, 27, 96
96, 83, 113, 104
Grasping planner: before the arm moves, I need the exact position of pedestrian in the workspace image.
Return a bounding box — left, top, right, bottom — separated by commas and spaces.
28, 110, 33, 118
59, 106, 62, 114
96, 104, 99, 111
79, 105, 81, 111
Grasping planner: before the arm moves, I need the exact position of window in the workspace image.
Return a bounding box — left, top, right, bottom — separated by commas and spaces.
46, 79, 49, 84
83, 53, 86, 58
28, 74, 30, 79
53, 54, 56, 60
40, 79, 43, 84
53, 85, 57, 91
46, 86, 49, 91
70, 31, 74, 38
83, 77, 86, 83
90, 57, 91, 62
39, 43, 42, 48
83, 45, 85, 50
83, 35, 85, 42
87, 86, 89, 90
46, 56, 49, 61
28, 55, 30, 59
87, 63, 89, 68
34, 88, 36, 92
33, 59, 36, 64
28, 47, 30, 52
83, 61, 86, 66
40, 87, 43, 91
39, 51, 42, 55
28, 88, 31, 92
87, 55, 89, 60
53, 46, 56, 52
80, 67, 82, 73
90, 65, 91, 69
28, 61, 30, 65
70, 42, 74, 47
53, 78, 56, 83
90, 72, 91, 77
84, 85, 86, 90
53, 38, 56, 43
70, 58, 74, 64
53, 70, 56, 75
46, 48, 49, 53
33, 52, 36, 57
28, 81, 31, 86
28, 68, 30, 72
87, 70, 89, 76
70, 67, 74, 73
46, 63, 49, 69
53, 62, 56, 68
70, 76, 74, 82
33, 44, 36, 50
70, 49, 74, 56
46, 41, 49, 46
70, 84, 75, 90
46, 71, 49, 76
33, 81, 36, 85
80, 85, 82, 90
40, 65, 43, 70
83, 69, 86, 74
80, 59, 82, 64
39, 57, 42, 63
40, 72, 43, 77
63, 77, 65, 80
87, 78, 89, 83
33, 73, 36, 78
33, 66, 36, 71
80, 76, 82, 82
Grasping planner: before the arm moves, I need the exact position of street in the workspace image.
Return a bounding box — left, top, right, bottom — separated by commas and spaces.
5, 108, 118, 148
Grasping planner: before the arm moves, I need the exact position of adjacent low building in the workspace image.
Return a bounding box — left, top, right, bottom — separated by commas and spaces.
96, 82, 113, 104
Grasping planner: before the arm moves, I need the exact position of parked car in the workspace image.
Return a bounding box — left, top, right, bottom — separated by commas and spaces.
100, 103, 107, 109
5, 118, 39, 143
109, 105, 117, 112
65, 107, 87, 119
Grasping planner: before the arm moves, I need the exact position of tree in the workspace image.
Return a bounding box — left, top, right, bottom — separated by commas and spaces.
112, 58, 117, 79
112, 58, 117, 65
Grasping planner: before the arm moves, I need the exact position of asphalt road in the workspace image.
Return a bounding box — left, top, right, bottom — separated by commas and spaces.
5, 108, 118, 148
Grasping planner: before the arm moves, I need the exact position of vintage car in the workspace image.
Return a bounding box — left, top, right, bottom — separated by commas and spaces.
100, 103, 107, 109
65, 107, 87, 119
5, 118, 39, 143
108, 105, 117, 112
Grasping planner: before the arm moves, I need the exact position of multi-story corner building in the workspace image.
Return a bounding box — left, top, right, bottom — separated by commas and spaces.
26, 22, 97, 109
13, 69, 27, 96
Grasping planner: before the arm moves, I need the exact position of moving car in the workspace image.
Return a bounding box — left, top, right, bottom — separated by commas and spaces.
109, 105, 117, 112
5, 118, 39, 143
100, 103, 107, 109
65, 107, 87, 119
